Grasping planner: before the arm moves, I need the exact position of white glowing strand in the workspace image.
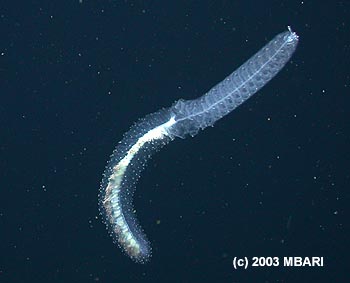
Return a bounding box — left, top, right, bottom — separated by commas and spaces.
102, 117, 175, 258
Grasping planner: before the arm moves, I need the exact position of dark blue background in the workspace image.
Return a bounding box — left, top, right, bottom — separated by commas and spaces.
1, 1, 348, 282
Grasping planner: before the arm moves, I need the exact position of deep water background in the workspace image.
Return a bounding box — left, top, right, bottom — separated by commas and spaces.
1, 1, 349, 282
